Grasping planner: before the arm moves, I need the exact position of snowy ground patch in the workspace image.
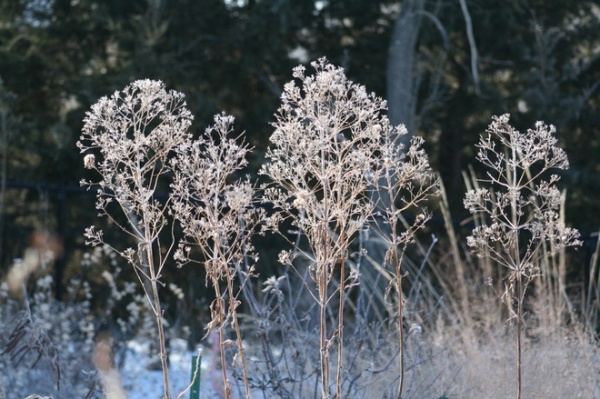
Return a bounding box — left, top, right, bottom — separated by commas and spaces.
121, 338, 220, 399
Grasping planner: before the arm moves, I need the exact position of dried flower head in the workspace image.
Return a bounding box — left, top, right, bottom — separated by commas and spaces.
78, 79, 193, 241
170, 113, 263, 279
464, 114, 581, 272
261, 58, 391, 264
83, 153, 95, 169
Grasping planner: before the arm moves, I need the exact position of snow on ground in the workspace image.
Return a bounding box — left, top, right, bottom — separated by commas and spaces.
121, 338, 221, 399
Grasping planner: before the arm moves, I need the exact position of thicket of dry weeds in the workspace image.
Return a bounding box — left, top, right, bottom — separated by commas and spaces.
0, 59, 599, 399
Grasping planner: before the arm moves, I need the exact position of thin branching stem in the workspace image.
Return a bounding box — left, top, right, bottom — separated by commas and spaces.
464, 114, 582, 399
79, 80, 193, 399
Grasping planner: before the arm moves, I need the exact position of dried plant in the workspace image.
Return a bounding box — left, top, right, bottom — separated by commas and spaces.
0, 274, 95, 398
170, 113, 264, 399
371, 130, 438, 398
463, 114, 582, 399
261, 58, 382, 398
78, 79, 193, 399
2, 288, 62, 393
69, 67, 595, 399
260, 58, 437, 399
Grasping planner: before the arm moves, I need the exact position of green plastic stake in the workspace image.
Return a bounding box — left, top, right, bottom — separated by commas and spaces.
190, 355, 201, 399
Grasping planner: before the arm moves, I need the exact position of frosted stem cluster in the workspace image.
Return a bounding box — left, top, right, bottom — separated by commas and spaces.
463, 114, 581, 399
261, 58, 436, 398
78, 79, 193, 399
170, 113, 264, 399
79, 81, 262, 399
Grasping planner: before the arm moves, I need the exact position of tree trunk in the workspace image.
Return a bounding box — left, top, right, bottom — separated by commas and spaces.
386, 0, 425, 139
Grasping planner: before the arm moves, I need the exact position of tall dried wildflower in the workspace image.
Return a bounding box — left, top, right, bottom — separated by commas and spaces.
78, 79, 193, 399
372, 128, 438, 398
261, 58, 436, 398
170, 113, 263, 399
463, 114, 581, 399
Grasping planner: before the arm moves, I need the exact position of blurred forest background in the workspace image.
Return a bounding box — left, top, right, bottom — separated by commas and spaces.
0, 0, 598, 315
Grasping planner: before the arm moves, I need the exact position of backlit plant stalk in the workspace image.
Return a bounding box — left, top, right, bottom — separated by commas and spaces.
78, 80, 193, 399
464, 114, 581, 399
170, 113, 264, 399
372, 130, 438, 398
262, 59, 406, 399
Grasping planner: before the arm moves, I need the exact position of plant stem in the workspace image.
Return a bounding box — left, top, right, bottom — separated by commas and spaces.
208, 236, 232, 399
336, 258, 345, 399
319, 257, 330, 399
385, 166, 404, 399
227, 274, 251, 398
152, 278, 171, 399
396, 266, 404, 399
145, 245, 171, 399
516, 272, 522, 399
214, 285, 231, 399
509, 141, 522, 399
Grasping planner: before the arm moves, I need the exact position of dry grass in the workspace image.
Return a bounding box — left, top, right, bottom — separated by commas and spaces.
425, 325, 600, 398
